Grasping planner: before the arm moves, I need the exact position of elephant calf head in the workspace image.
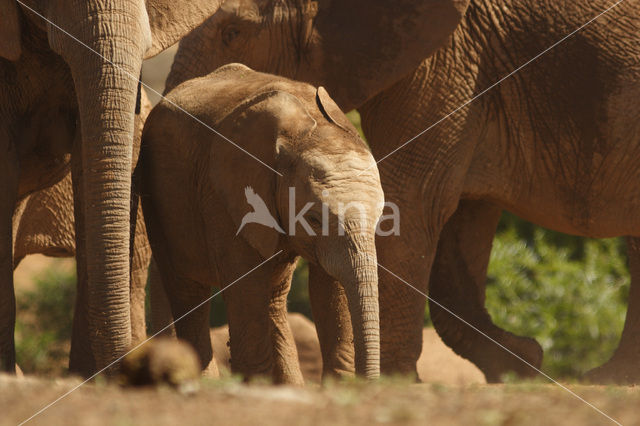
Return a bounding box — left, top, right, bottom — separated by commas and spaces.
141, 64, 384, 379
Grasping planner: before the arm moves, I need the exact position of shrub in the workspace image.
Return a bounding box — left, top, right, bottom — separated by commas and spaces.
289, 260, 312, 319
485, 214, 629, 378
15, 267, 76, 375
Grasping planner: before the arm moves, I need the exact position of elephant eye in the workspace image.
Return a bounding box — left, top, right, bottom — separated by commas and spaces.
222, 25, 240, 46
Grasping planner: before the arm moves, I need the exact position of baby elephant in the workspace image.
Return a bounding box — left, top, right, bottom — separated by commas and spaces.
140, 64, 384, 383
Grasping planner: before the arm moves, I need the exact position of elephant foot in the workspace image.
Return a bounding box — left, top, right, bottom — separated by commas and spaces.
273, 367, 305, 386
473, 334, 543, 383
434, 315, 543, 383
320, 353, 357, 381
584, 356, 640, 385
380, 358, 420, 381
321, 366, 355, 382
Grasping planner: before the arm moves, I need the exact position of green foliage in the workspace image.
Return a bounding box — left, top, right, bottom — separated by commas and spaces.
345, 110, 366, 141
210, 290, 228, 327
486, 213, 628, 378
289, 260, 312, 319
15, 268, 76, 375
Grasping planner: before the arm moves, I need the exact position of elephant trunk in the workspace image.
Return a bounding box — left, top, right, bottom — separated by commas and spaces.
321, 231, 380, 379
52, 3, 147, 372
344, 253, 380, 379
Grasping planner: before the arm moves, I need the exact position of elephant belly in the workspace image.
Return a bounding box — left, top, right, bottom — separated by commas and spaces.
464, 150, 640, 238
503, 196, 640, 239
16, 107, 76, 199
18, 152, 71, 200
464, 64, 640, 238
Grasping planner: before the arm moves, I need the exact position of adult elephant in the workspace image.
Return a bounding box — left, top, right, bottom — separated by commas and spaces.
0, 0, 223, 375
163, 0, 470, 379
164, 0, 640, 384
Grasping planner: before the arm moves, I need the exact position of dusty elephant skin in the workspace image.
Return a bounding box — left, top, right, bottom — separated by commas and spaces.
165, 0, 469, 383
0, 0, 224, 376
10, 90, 153, 361
140, 64, 384, 383
165, 0, 640, 384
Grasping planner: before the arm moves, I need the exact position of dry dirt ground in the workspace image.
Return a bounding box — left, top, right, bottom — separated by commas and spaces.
2, 374, 639, 426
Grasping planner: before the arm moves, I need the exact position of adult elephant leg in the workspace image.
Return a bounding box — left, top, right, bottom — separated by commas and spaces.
130, 85, 152, 346
69, 132, 95, 376
11, 197, 28, 259
0, 148, 18, 372
585, 237, 640, 384
130, 202, 151, 346
149, 258, 175, 337
376, 216, 433, 378
308, 262, 355, 379
268, 261, 304, 385
429, 200, 542, 383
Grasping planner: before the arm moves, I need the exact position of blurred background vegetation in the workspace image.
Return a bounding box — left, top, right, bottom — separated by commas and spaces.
15, 267, 76, 376
12, 56, 630, 379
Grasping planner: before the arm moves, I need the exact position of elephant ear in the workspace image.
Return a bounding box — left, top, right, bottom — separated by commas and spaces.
0, 0, 21, 61
143, 0, 225, 58
213, 90, 317, 258
314, 0, 469, 109
316, 87, 359, 135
